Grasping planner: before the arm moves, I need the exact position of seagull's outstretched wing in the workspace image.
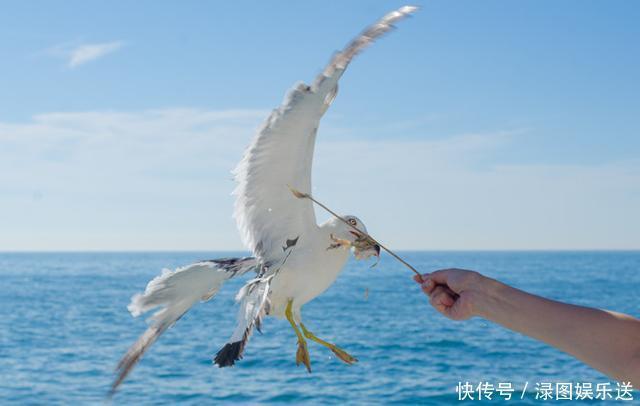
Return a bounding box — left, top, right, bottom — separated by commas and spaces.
233, 5, 418, 262
111, 257, 257, 395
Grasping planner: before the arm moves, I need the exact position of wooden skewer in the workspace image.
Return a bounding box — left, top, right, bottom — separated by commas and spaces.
288, 186, 422, 277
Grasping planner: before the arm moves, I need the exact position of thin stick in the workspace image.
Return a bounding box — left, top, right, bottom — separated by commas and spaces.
288, 186, 422, 277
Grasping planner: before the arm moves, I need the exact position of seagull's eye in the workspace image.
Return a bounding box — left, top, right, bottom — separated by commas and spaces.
348, 218, 357, 226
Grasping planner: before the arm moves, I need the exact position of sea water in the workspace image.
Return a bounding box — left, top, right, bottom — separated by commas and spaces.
1, 251, 638, 404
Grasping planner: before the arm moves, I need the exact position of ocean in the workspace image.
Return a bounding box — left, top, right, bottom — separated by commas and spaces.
1, 251, 638, 404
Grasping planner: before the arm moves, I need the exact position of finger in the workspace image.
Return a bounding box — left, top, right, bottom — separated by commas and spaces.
413, 273, 428, 284
441, 284, 460, 300
438, 292, 456, 308
424, 269, 453, 286
428, 285, 446, 300
420, 279, 436, 295
431, 295, 455, 314
429, 286, 455, 307
432, 301, 449, 315
444, 300, 470, 321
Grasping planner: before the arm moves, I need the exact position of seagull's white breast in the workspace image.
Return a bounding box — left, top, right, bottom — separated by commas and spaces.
268, 233, 350, 320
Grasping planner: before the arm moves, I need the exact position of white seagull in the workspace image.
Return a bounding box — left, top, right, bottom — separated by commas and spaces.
112, 5, 418, 393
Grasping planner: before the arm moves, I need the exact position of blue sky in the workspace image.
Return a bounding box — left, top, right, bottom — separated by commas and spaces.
1, 1, 639, 250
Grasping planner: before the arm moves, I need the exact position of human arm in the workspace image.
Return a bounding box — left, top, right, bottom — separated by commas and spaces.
415, 268, 640, 386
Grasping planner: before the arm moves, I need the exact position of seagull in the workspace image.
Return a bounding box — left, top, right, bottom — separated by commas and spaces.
112, 5, 418, 393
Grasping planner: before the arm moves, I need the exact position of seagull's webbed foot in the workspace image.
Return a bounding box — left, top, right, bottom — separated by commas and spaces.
300, 323, 358, 365
329, 345, 358, 365
286, 299, 312, 373
296, 339, 311, 372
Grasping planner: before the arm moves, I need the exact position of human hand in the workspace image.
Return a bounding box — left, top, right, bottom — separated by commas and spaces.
413, 268, 485, 321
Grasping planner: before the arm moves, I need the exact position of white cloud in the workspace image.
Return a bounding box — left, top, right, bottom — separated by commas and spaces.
48, 41, 124, 68
0, 108, 267, 250
314, 138, 640, 250
0, 109, 638, 250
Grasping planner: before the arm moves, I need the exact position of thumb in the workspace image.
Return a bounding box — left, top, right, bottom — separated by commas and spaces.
424, 269, 453, 286
413, 273, 428, 284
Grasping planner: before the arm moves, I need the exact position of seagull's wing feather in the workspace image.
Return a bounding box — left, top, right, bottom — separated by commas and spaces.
313, 5, 418, 91
233, 5, 418, 262
233, 85, 324, 261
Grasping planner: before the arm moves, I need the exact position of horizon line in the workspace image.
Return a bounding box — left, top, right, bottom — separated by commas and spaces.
1, 248, 639, 254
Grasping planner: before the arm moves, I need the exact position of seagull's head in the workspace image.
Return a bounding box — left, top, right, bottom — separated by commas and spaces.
329, 215, 381, 261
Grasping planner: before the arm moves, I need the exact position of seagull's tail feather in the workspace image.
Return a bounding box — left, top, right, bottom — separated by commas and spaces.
110, 257, 258, 396
214, 275, 273, 367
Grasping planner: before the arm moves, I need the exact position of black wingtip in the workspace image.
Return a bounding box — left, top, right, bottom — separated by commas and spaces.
214, 341, 243, 367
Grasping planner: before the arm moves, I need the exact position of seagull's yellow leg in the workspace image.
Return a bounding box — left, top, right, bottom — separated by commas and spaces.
285, 299, 311, 372
300, 323, 358, 365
